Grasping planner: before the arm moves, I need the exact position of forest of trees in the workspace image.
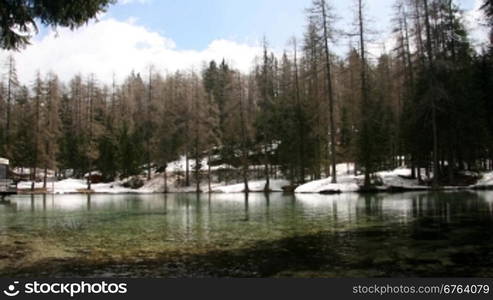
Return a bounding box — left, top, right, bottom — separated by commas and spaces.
0, 0, 492, 192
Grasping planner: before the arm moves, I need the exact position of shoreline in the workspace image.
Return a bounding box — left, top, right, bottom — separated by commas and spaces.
12, 164, 493, 196
12, 184, 493, 196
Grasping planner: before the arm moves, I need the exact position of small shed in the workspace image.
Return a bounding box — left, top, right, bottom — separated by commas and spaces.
0, 158, 8, 180
0, 158, 16, 197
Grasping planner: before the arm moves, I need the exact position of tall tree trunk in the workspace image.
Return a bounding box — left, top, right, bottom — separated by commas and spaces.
87, 77, 94, 192
264, 148, 270, 193
6, 69, 11, 153
358, 0, 371, 188
31, 167, 37, 191
308, 32, 322, 180
163, 164, 168, 193
414, 0, 426, 66
32, 78, 41, 192
411, 157, 416, 179
43, 167, 48, 189
321, 0, 337, 183
238, 75, 250, 194
195, 153, 200, 193
185, 152, 190, 187
423, 0, 440, 189
5, 56, 17, 155
261, 43, 271, 193
207, 153, 212, 193
191, 76, 201, 194
293, 38, 306, 184
147, 68, 153, 181
402, 5, 419, 178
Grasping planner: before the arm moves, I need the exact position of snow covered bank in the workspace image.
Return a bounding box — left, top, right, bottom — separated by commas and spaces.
16, 165, 493, 195
17, 177, 289, 195
295, 176, 360, 193
378, 169, 430, 191
475, 172, 493, 188
17, 165, 426, 195
295, 167, 431, 194
17, 179, 142, 194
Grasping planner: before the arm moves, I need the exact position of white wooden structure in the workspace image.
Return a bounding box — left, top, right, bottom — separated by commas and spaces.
0, 158, 16, 197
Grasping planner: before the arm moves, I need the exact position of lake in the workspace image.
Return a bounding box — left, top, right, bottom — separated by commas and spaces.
0, 191, 492, 277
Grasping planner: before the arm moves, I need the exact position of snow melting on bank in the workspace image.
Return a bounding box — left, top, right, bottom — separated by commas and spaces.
475, 172, 493, 188
17, 179, 141, 194
378, 168, 430, 190
296, 163, 359, 194
17, 178, 290, 194
295, 167, 430, 194
141, 176, 288, 193
17, 167, 492, 195
295, 176, 360, 193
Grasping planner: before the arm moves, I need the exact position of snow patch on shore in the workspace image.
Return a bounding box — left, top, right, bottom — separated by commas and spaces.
378, 168, 430, 190
295, 167, 431, 194
476, 172, 493, 187
17, 177, 289, 194
16, 165, 492, 195
17, 179, 141, 194
295, 176, 360, 193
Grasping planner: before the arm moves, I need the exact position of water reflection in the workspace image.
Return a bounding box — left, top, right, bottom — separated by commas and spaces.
0, 191, 492, 277
1, 191, 492, 238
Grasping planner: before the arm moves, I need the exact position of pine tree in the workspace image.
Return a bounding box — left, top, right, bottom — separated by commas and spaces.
4, 55, 19, 158
356, 0, 373, 188
255, 40, 278, 192
482, 0, 493, 45
31, 72, 45, 190
202, 61, 222, 192
292, 37, 308, 184
0, 0, 115, 50
42, 73, 62, 188
307, 0, 339, 182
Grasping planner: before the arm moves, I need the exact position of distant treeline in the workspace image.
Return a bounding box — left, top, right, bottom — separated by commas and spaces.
1, 0, 493, 191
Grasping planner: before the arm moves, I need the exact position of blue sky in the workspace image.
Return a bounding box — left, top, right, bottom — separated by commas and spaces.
109, 0, 479, 51
109, 0, 309, 50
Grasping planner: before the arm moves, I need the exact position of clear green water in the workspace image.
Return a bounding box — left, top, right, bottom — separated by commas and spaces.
0, 192, 492, 277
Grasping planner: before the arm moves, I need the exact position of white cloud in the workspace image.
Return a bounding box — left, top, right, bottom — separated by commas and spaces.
464, 0, 490, 50
0, 18, 262, 85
